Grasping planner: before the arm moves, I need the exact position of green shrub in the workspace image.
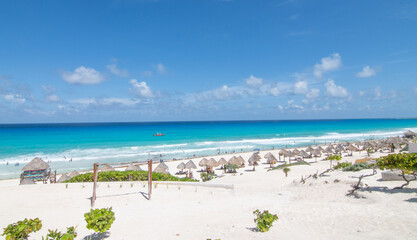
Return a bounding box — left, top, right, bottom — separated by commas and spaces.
200, 172, 214, 182
65, 170, 197, 183
43, 226, 77, 240
2, 218, 42, 240
282, 167, 290, 177
253, 210, 278, 232
325, 155, 342, 161
334, 161, 352, 170
343, 162, 372, 172
377, 153, 417, 171
84, 207, 115, 234
269, 161, 310, 171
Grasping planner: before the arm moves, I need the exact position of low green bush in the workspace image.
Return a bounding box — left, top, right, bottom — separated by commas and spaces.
43, 226, 77, 240
325, 155, 342, 161
334, 161, 352, 170
85, 207, 115, 235
253, 209, 278, 232
343, 162, 372, 172
2, 218, 42, 240
200, 172, 214, 182
269, 161, 310, 171
282, 167, 290, 177
64, 170, 197, 183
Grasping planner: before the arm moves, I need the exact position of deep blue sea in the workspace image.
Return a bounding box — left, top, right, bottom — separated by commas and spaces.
1, 119, 417, 179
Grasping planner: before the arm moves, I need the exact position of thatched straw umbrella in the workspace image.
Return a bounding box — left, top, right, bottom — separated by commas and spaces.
154, 162, 169, 174
248, 153, 261, 170
206, 158, 219, 171
335, 144, 345, 153
185, 160, 197, 170
237, 156, 245, 166
125, 164, 142, 171
100, 164, 115, 172
228, 156, 241, 166
218, 158, 228, 166
22, 157, 49, 172
299, 150, 310, 158
68, 170, 80, 178
404, 130, 417, 139
199, 158, 208, 167
267, 154, 278, 167
292, 148, 300, 156
284, 151, 295, 163
317, 146, 324, 151
57, 173, 70, 183
305, 146, 314, 153
177, 162, 186, 170
323, 146, 334, 155
264, 152, 273, 159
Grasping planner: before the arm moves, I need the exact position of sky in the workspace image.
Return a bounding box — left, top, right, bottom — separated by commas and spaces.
0, 0, 417, 123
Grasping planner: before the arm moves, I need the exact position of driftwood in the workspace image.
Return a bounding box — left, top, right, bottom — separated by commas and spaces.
346, 169, 377, 198
393, 171, 417, 190
319, 168, 333, 177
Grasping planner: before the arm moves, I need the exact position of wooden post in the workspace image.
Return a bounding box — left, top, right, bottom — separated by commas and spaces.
148, 160, 152, 200
91, 163, 99, 208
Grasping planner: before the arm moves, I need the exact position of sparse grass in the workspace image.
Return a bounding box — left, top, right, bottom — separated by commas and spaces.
269, 161, 310, 171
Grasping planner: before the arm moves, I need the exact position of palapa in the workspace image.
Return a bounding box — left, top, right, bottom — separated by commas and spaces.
279, 149, 287, 156
177, 162, 186, 170
125, 164, 142, 171
404, 130, 417, 138
199, 158, 209, 167
228, 156, 241, 166
264, 152, 273, 159
305, 146, 314, 153
292, 149, 300, 155
237, 155, 245, 165
68, 170, 80, 178
57, 174, 70, 183
22, 157, 49, 171
218, 158, 228, 165
185, 160, 197, 169
346, 145, 358, 151
312, 148, 322, 156
100, 164, 115, 172
206, 158, 219, 168
299, 150, 310, 158
248, 153, 261, 165
154, 162, 169, 173
267, 154, 278, 164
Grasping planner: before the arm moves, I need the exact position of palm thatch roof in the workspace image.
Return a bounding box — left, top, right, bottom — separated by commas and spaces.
207, 158, 219, 168
267, 154, 278, 164
248, 153, 261, 164
279, 149, 287, 155
185, 160, 197, 169
404, 130, 417, 138
237, 156, 245, 165
154, 162, 169, 173
312, 148, 322, 156
346, 145, 359, 151
317, 146, 324, 151
228, 156, 241, 166
284, 151, 295, 158
299, 150, 310, 158
125, 164, 142, 171
22, 158, 49, 172
218, 158, 228, 165
292, 149, 300, 155
305, 146, 314, 153
177, 162, 186, 170
57, 174, 70, 183
199, 158, 209, 167
264, 152, 273, 159
100, 164, 115, 172
68, 170, 80, 178
323, 146, 334, 154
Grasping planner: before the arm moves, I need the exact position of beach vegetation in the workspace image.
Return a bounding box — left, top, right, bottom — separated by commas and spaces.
2, 218, 42, 240
42, 226, 77, 240
334, 162, 352, 170
282, 167, 290, 177
200, 172, 214, 182
377, 153, 417, 189
84, 207, 115, 237
253, 209, 278, 232
269, 161, 310, 171
226, 164, 239, 173
64, 170, 197, 183
343, 162, 373, 172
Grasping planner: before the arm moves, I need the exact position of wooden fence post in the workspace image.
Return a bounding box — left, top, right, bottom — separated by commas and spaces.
148, 160, 152, 200
91, 163, 99, 208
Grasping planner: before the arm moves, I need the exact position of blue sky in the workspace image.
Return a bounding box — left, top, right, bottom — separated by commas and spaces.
0, 0, 416, 123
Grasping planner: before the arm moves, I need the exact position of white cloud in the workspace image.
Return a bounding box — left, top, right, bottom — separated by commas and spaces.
359, 90, 365, 96
314, 53, 342, 78
42, 85, 56, 93
306, 88, 320, 99
325, 79, 349, 97
71, 97, 140, 107
4, 94, 26, 104
245, 75, 263, 87
198, 85, 245, 101
294, 80, 308, 94
47, 95, 60, 102
62, 66, 104, 85
157, 63, 165, 74
268, 87, 280, 96
374, 86, 382, 100
129, 79, 154, 98
356, 66, 376, 78
107, 64, 129, 77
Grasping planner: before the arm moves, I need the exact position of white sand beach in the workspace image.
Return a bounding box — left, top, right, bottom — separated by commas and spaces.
1, 147, 417, 240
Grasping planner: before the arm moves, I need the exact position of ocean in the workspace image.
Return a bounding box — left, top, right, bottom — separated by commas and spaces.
1, 119, 417, 179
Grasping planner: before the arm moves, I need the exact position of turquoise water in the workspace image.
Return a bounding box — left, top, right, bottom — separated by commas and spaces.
1, 119, 417, 179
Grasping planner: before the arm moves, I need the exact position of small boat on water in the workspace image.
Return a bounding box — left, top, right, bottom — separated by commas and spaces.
153, 132, 165, 136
